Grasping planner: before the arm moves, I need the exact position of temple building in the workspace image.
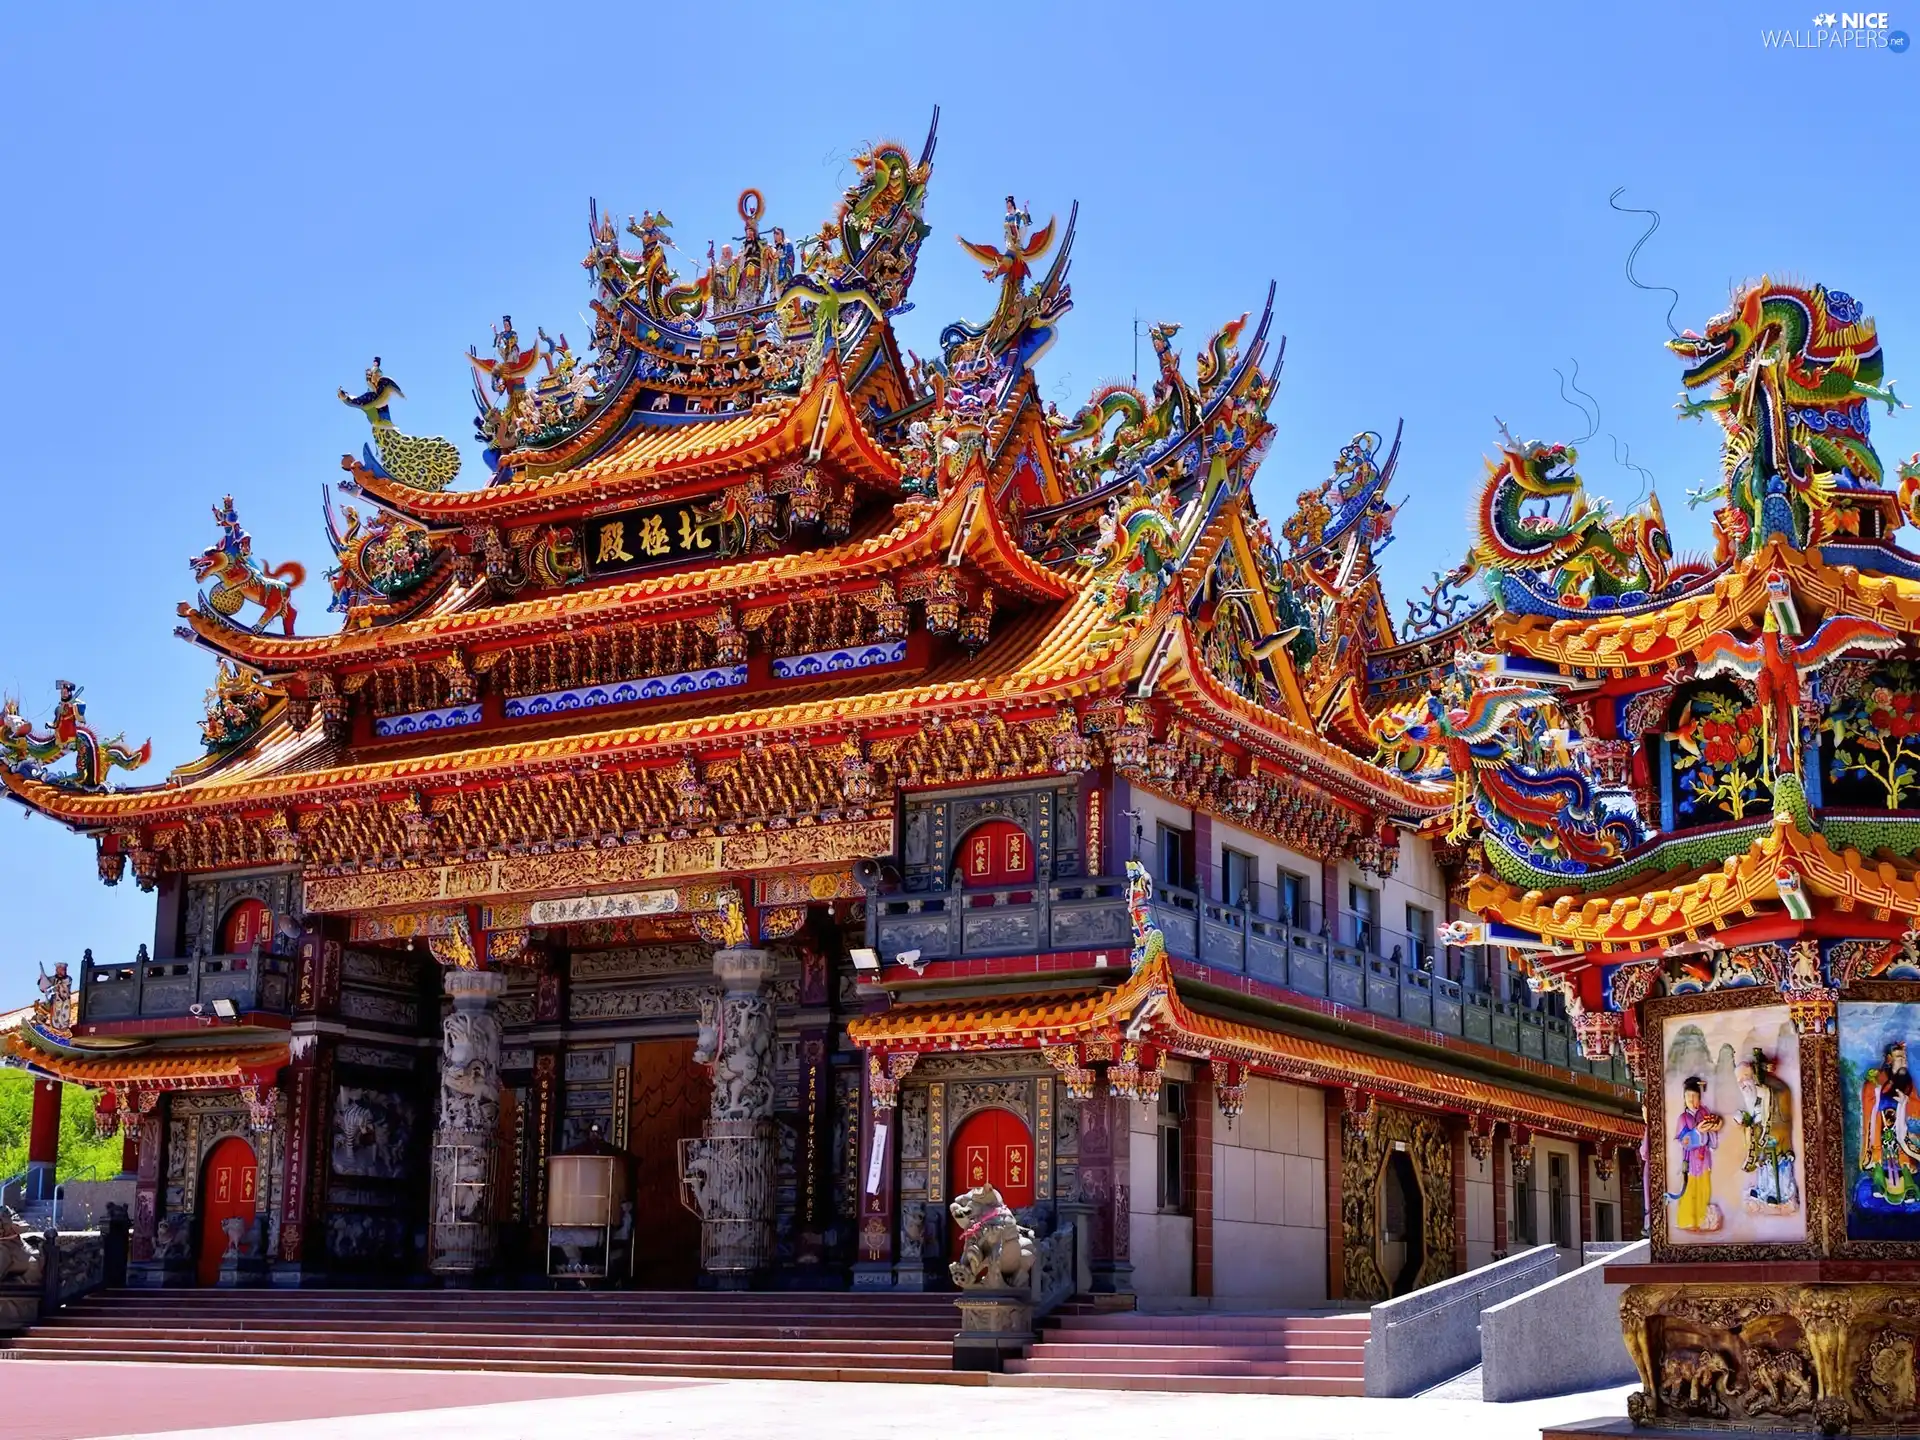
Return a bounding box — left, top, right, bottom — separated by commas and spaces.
0, 112, 1639, 1305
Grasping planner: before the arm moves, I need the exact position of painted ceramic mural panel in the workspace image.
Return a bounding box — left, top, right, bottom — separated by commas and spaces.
1660, 1005, 1806, 1246
1841, 1000, 1920, 1239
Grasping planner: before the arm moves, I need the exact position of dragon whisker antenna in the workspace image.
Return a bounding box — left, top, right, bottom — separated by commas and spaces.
1609, 433, 1656, 510
1608, 187, 1683, 338
1553, 359, 1601, 443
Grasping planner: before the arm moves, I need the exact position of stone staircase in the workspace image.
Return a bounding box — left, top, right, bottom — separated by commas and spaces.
994, 1308, 1370, 1394
0, 1288, 983, 1385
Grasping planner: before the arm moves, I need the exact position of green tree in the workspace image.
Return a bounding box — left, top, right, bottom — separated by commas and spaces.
0, 1072, 127, 1184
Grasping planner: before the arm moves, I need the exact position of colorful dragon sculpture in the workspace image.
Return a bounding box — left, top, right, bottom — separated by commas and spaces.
1082, 487, 1182, 649
1125, 859, 1169, 971
1466, 421, 1695, 607
1372, 669, 1639, 866
1673, 277, 1905, 554
0, 681, 151, 790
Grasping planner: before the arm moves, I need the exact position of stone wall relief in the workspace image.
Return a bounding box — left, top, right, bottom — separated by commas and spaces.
331, 1085, 415, 1180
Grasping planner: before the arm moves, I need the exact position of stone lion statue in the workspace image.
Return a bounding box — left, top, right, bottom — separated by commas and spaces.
0, 1206, 44, 1288
947, 1184, 1034, 1291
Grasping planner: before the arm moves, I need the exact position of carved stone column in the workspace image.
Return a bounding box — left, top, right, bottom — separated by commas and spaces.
684, 947, 778, 1286
429, 968, 507, 1279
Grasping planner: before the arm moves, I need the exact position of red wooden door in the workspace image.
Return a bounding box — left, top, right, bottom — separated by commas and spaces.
221, 899, 270, 953
197, 1137, 257, 1285
949, 1107, 1034, 1257
959, 820, 1034, 905
629, 1038, 712, 1288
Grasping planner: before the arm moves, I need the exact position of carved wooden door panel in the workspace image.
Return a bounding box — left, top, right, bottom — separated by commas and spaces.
958, 819, 1035, 905
629, 1038, 711, 1288
197, 1136, 257, 1286
948, 1107, 1034, 1257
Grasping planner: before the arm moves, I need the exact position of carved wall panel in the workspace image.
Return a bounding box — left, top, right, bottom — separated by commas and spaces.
1340, 1102, 1455, 1305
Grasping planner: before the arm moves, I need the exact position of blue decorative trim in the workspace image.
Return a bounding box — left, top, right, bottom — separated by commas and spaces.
770, 639, 907, 680
1822, 543, 1920, 582
372, 703, 483, 739
503, 665, 747, 719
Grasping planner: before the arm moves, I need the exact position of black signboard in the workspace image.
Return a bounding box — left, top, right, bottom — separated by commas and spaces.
584, 503, 733, 576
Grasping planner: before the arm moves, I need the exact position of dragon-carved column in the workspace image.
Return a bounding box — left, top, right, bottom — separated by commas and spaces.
683, 946, 779, 1286
428, 967, 507, 1280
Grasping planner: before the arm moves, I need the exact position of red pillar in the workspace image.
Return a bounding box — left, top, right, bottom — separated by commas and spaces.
1451, 1121, 1469, 1277
1190, 1069, 1214, 1298
853, 1058, 898, 1287
26, 1079, 62, 1202
1578, 1140, 1595, 1250
120, 1123, 140, 1178
1492, 1129, 1510, 1257
1323, 1092, 1344, 1297
1078, 1087, 1132, 1293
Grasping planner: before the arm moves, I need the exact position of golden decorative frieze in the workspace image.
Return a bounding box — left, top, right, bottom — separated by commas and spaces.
303, 813, 894, 914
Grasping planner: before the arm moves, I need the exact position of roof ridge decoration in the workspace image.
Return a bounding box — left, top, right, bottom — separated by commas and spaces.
0, 680, 150, 793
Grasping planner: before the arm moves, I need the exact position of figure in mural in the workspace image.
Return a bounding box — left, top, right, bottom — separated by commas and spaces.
1735, 1049, 1798, 1215
1860, 1040, 1920, 1207
1671, 1076, 1725, 1233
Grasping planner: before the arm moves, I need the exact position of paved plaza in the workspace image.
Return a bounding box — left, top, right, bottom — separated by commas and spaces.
6, 1361, 1634, 1440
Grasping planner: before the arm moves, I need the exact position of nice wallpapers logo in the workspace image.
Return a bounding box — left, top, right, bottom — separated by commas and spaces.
1763, 10, 1911, 49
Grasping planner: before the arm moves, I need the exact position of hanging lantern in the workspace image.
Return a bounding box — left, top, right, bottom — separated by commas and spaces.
1049, 706, 1093, 774
1210, 1060, 1247, 1129
958, 587, 996, 653
1107, 1041, 1141, 1099
710, 605, 748, 667
923, 570, 962, 636
1110, 703, 1152, 776
824, 482, 855, 539
786, 464, 823, 530
1134, 1048, 1163, 1108
1228, 766, 1261, 817
840, 739, 875, 808
674, 756, 713, 826
244, 1084, 277, 1135
1148, 733, 1182, 785
872, 581, 909, 643
92, 1087, 121, 1140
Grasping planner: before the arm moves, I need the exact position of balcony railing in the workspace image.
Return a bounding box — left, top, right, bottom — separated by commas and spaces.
81, 950, 294, 1023
871, 877, 1627, 1086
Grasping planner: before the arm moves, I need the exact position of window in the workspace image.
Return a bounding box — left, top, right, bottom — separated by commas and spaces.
1158, 824, 1193, 893
1278, 870, 1309, 930
1348, 882, 1379, 953
1549, 1153, 1572, 1248
1223, 848, 1255, 909
1156, 1081, 1187, 1211
1405, 905, 1434, 969
1594, 1201, 1616, 1243
1512, 1174, 1537, 1245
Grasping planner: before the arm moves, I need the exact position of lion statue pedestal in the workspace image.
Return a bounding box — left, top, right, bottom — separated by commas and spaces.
947, 1184, 1036, 1372
0, 1207, 46, 1333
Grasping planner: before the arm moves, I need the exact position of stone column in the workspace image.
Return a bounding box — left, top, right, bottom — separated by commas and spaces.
684, 947, 778, 1287
429, 968, 507, 1279
25, 1079, 61, 1204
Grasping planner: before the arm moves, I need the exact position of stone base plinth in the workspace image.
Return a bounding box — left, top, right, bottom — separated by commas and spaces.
1618, 1278, 1920, 1434
0, 1288, 41, 1333
953, 1289, 1033, 1372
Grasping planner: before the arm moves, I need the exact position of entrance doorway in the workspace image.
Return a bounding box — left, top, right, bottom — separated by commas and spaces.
1380, 1148, 1425, 1297
957, 820, 1034, 904
628, 1038, 711, 1287
948, 1107, 1034, 1257
197, 1137, 257, 1286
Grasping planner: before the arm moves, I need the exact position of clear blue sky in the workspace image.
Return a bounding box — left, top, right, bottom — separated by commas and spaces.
1, 1, 1914, 998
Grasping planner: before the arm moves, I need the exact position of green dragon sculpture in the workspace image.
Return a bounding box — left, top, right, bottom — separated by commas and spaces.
1672, 276, 1904, 555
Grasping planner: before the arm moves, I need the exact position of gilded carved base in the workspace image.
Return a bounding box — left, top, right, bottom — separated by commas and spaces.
1621, 1282, 1920, 1435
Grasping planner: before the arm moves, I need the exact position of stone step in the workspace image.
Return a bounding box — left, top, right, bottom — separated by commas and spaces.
1025, 1341, 1364, 1365
2, 1334, 951, 1368
41, 1328, 956, 1351
1006, 1354, 1361, 1378
1046, 1312, 1367, 1331
991, 1370, 1364, 1395
27, 1326, 957, 1356
0, 1344, 989, 1386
